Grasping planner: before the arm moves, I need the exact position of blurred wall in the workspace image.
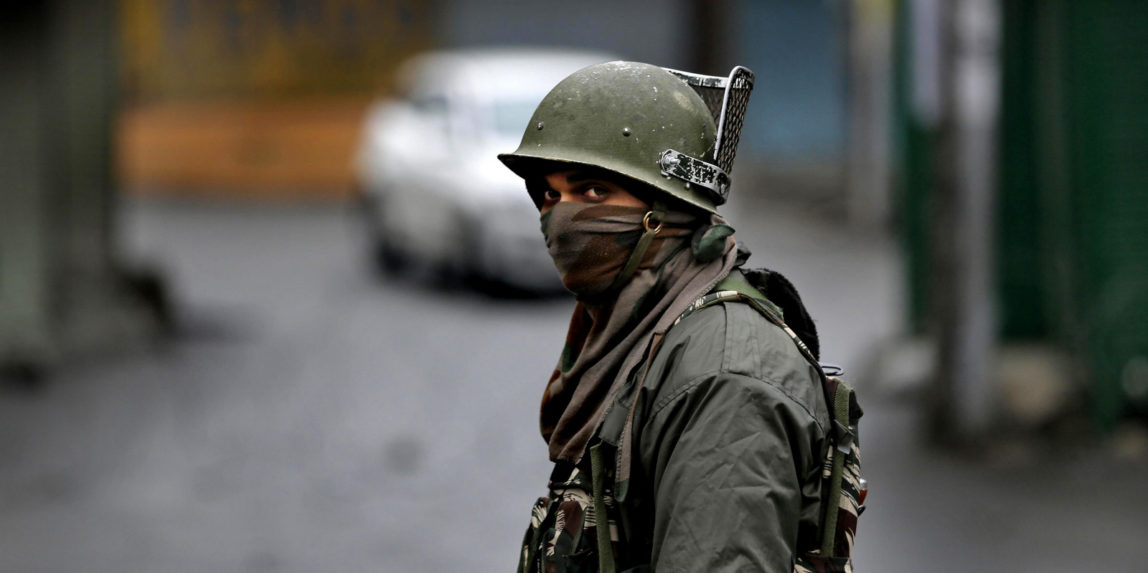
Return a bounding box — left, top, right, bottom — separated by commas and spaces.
0, 5, 54, 369
895, 0, 1148, 433
116, 0, 853, 200
116, 0, 434, 198
435, 0, 691, 68
735, 0, 847, 163
439, 0, 851, 166
119, 0, 433, 102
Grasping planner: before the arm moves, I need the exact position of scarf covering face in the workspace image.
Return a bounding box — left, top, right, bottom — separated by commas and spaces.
539, 202, 738, 463
542, 202, 673, 299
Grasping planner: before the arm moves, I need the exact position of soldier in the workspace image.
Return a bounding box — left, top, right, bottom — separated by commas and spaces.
499, 61, 848, 572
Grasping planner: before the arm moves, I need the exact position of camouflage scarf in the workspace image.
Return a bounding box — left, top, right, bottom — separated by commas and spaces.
541, 202, 680, 300
539, 202, 738, 463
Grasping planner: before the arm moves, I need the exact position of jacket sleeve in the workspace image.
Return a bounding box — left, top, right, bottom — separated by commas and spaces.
638, 369, 825, 572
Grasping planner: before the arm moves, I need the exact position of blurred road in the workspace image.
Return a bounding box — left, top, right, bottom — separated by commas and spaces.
1, 195, 1145, 572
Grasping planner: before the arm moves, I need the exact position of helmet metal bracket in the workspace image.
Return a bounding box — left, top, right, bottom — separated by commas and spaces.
662, 65, 756, 176
658, 149, 730, 204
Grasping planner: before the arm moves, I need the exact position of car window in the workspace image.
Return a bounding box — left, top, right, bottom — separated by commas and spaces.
492, 99, 542, 138
407, 92, 452, 142
410, 93, 449, 118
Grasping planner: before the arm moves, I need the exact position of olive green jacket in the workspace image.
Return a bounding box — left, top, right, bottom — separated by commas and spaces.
602, 292, 831, 572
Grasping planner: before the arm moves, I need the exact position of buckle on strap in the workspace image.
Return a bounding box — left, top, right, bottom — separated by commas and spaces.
834, 420, 854, 453
658, 149, 730, 204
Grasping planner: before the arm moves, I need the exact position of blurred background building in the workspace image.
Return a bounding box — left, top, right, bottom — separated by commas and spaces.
114, 0, 849, 200
117, 0, 434, 197
10, 0, 1147, 441
893, 0, 1148, 437
2, 0, 1147, 571
1, 1, 162, 382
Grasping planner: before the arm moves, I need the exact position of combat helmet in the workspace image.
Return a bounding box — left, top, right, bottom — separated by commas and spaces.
498, 61, 754, 214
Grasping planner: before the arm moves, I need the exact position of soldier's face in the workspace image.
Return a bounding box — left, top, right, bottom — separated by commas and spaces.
538, 170, 648, 216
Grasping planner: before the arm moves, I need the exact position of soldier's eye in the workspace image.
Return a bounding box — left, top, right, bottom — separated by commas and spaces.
542, 188, 561, 202
584, 185, 608, 200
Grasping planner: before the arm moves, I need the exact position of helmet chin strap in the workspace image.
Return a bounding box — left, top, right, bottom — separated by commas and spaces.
603, 201, 667, 295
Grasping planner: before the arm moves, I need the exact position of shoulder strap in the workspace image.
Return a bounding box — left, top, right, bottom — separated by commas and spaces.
819, 378, 858, 557
712, 270, 783, 316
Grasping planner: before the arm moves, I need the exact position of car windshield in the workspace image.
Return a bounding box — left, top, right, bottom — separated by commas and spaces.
491, 99, 543, 138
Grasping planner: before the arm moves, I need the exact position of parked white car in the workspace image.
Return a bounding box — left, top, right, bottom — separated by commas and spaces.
354, 48, 615, 292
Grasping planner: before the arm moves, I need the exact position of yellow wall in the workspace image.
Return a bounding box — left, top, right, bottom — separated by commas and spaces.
117, 0, 434, 197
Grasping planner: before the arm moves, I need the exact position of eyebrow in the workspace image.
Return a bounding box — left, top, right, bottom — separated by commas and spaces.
563, 172, 595, 183
563, 171, 620, 186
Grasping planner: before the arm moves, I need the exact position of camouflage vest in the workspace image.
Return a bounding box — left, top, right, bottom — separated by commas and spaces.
517, 271, 866, 573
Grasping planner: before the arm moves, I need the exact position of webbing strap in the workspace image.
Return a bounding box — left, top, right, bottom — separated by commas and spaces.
590, 443, 617, 573
820, 383, 853, 557
604, 203, 667, 294
712, 271, 786, 319
713, 270, 765, 301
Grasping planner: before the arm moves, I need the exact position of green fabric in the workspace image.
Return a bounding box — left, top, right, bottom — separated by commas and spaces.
714, 269, 768, 301
714, 269, 786, 319
691, 224, 735, 262
608, 298, 831, 571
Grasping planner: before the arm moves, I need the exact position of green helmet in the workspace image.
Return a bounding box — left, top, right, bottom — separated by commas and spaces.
498, 61, 754, 214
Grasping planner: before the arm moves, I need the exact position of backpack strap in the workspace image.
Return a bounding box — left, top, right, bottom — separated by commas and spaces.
820, 379, 857, 557
711, 270, 784, 317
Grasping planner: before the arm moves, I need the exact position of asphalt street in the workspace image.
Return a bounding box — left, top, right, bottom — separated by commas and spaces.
1, 195, 1144, 572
